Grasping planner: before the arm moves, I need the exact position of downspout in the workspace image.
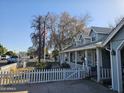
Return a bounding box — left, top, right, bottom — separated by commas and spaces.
105, 47, 111, 52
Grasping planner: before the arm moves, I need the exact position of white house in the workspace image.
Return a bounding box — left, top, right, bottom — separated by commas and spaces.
60, 18, 124, 93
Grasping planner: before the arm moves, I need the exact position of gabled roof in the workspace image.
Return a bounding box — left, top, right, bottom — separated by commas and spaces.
60, 26, 112, 53
103, 18, 124, 46
60, 18, 124, 53
91, 26, 112, 34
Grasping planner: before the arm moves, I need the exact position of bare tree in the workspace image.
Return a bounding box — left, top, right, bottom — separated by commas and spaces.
31, 13, 50, 62
47, 12, 90, 51
30, 12, 90, 62
108, 16, 124, 28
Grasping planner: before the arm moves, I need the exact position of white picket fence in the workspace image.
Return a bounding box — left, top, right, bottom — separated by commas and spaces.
100, 68, 111, 80
0, 68, 86, 85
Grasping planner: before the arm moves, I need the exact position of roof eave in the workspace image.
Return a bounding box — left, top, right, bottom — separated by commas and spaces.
102, 18, 124, 46
60, 42, 103, 53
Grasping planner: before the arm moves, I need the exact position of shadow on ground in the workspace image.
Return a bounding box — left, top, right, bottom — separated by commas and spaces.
0, 79, 117, 93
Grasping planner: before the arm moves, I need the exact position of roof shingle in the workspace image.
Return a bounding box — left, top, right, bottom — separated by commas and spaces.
91, 26, 112, 34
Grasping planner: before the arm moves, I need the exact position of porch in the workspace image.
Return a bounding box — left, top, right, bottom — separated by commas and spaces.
60, 47, 111, 82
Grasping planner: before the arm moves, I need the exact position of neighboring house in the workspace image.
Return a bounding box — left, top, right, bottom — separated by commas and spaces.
60, 18, 124, 93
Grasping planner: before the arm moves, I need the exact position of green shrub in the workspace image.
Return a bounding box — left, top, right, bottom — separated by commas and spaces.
26, 62, 37, 67
61, 62, 70, 68
26, 61, 61, 69
37, 62, 47, 69
45, 63, 52, 69
48, 62, 60, 66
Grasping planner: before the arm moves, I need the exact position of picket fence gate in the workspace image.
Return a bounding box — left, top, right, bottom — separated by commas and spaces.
0, 68, 87, 85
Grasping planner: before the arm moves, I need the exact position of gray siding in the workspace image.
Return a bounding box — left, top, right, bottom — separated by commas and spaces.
90, 31, 97, 42
84, 38, 91, 44
97, 33, 108, 41
111, 27, 124, 42
90, 30, 108, 42
110, 26, 124, 91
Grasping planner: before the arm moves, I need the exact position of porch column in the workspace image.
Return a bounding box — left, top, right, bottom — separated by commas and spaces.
60, 53, 64, 64
62, 53, 65, 63
68, 52, 70, 63
60, 53, 63, 64
96, 48, 102, 82
63, 53, 65, 62
75, 51, 78, 68
116, 49, 123, 93
85, 50, 88, 68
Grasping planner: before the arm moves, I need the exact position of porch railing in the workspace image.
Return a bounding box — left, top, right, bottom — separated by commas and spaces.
89, 67, 111, 80
100, 68, 111, 80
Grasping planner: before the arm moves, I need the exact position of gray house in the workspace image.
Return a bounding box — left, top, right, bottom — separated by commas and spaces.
60, 18, 124, 93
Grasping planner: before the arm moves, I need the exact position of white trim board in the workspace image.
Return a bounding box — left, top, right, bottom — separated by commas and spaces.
116, 40, 124, 93
103, 18, 124, 46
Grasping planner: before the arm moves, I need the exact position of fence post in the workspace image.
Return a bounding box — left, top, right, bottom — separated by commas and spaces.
63, 69, 66, 80
78, 69, 80, 79
1, 71, 3, 85
23, 61, 26, 68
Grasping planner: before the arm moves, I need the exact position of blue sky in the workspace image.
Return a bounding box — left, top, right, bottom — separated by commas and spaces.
0, 0, 124, 52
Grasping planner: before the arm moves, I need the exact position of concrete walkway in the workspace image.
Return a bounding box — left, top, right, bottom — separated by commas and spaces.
0, 91, 28, 93
0, 80, 117, 93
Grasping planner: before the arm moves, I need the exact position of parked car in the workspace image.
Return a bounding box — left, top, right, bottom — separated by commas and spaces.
1, 55, 6, 60
7, 56, 18, 64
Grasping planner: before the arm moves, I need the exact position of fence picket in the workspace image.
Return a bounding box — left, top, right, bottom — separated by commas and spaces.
0, 68, 86, 85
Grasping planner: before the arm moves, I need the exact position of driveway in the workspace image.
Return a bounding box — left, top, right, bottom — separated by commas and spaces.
0, 80, 117, 93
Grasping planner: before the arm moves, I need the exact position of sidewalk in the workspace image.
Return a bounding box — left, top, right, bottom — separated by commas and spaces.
0, 80, 117, 93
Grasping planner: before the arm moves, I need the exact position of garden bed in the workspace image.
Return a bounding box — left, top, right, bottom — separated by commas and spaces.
26, 62, 70, 69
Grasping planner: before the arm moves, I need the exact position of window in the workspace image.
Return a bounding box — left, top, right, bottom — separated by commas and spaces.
72, 38, 76, 46
92, 33, 96, 41
79, 35, 84, 43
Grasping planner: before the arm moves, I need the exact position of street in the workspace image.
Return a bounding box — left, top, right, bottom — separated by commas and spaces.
0, 80, 117, 93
